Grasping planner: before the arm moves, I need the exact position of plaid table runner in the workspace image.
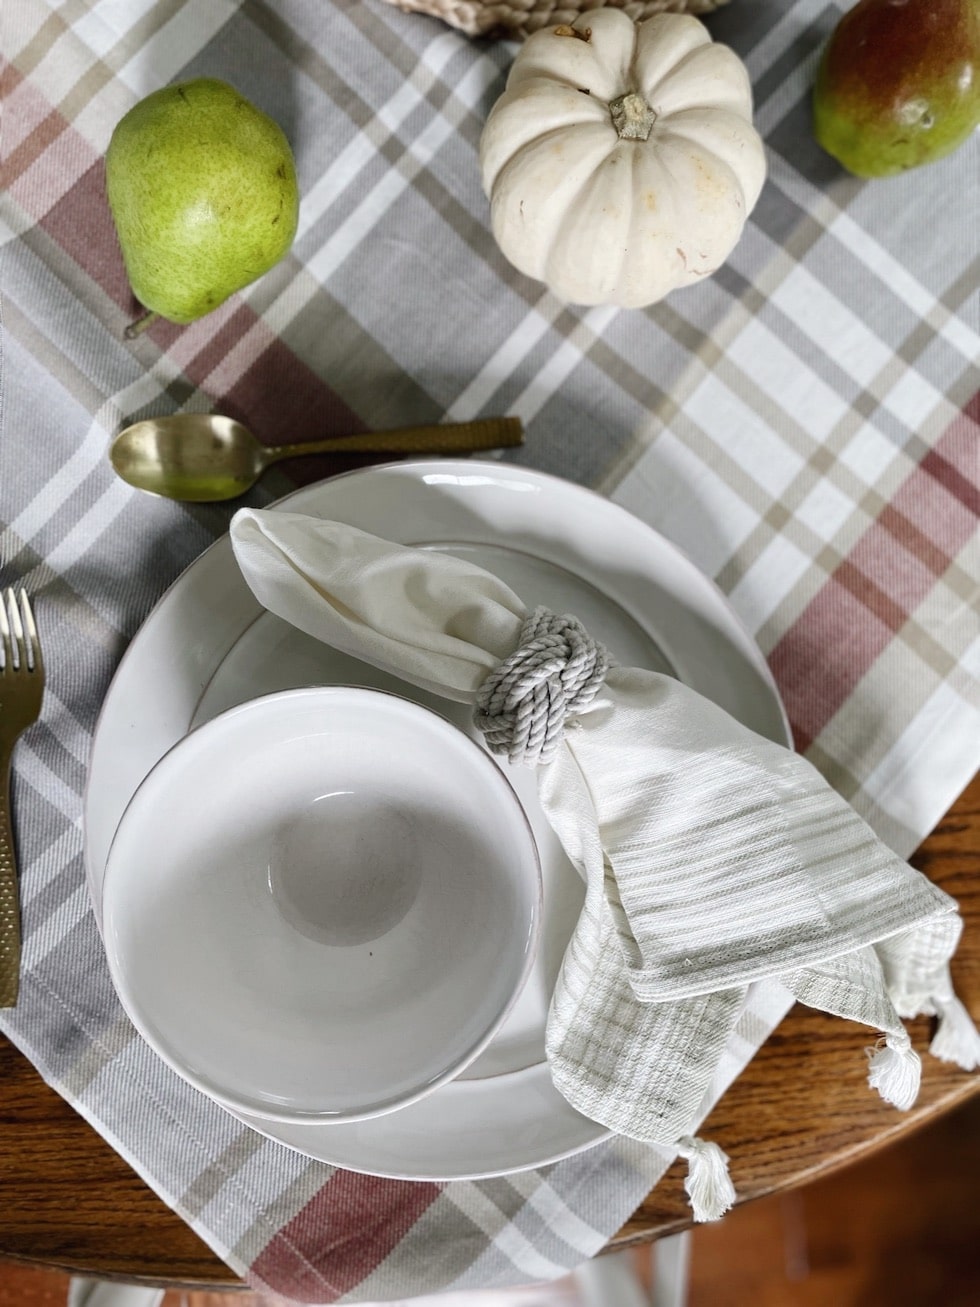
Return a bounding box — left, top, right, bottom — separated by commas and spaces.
2, 0, 977, 1302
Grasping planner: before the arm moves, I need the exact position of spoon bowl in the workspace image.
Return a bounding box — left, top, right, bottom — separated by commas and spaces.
110, 413, 524, 502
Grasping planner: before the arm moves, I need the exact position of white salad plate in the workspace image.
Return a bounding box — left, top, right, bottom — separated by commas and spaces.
85, 459, 791, 1181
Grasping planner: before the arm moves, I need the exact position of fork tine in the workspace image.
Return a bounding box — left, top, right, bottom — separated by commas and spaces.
6, 589, 25, 670
17, 591, 41, 674
0, 589, 11, 671
8, 587, 23, 634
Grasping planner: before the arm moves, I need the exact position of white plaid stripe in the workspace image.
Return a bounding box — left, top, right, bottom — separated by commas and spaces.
226, 39, 504, 384
70, 0, 166, 61
188, 1139, 316, 1248
502, 1175, 611, 1260
113, 2, 240, 95
301, 41, 482, 286
768, 265, 893, 389
3, 380, 148, 548
835, 421, 911, 486
726, 533, 814, 635
743, 0, 819, 80
9, 739, 81, 826
445, 300, 559, 421
830, 217, 979, 362
773, 184, 979, 363
793, 476, 858, 543
752, 43, 822, 138
864, 648, 980, 840
443, 1187, 575, 1282
31, 686, 91, 765
508, 307, 621, 426
42, 478, 135, 572
881, 370, 954, 433
22, 881, 91, 968
23, 827, 85, 906
215, 1163, 331, 1258
612, 436, 761, 578
228, 1156, 352, 1270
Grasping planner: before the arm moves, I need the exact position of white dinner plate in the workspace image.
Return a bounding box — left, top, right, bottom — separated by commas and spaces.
85, 459, 790, 1181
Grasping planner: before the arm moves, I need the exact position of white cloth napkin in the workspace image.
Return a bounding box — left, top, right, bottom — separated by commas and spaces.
230, 509, 979, 1165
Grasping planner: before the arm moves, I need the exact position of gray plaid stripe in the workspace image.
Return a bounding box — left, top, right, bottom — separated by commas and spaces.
9, 0, 203, 118
276, 282, 444, 422
179, 1128, 270, 1222
707, 367, 975, 605
61, 1012, 139, 1097
229, 1158, 340, 1266
2, 289, 112, 420
348, 1181, 535, 1299
804, 739, 884, 809
937, 259, 980, 318
6, 4, 68, 78
445, 1142, 673, 1291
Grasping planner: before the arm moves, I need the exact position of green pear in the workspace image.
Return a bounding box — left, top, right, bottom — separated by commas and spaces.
106, 78, 299, 328
813, 0, 980, 178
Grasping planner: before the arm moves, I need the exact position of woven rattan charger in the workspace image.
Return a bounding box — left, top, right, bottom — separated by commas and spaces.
382, 0, 725, 42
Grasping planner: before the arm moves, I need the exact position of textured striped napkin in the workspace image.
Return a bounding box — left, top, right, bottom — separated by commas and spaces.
230, 508, 980, 1216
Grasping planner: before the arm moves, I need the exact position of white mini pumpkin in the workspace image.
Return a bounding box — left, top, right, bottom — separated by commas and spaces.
479, 11, 767, 308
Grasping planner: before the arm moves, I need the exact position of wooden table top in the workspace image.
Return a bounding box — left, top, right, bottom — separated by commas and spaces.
1, 774, 977, 1289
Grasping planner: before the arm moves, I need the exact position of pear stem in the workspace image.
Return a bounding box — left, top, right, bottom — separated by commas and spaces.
124, 309, 161, 340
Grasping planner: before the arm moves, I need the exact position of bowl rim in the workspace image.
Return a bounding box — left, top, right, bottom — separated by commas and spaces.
101, 684, 543, 1124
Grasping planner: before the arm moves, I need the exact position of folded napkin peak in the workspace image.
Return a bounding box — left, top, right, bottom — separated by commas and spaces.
230, 508, 978, 1208
231, 510, 524, 700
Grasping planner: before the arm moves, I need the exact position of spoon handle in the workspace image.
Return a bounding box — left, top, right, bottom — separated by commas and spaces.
263, 417, 524, 464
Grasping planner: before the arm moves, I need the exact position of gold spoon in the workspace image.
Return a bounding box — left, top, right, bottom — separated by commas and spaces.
109, 413, 524, 503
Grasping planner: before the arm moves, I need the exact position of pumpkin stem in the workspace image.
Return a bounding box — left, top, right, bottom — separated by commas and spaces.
609, 92, 656, 141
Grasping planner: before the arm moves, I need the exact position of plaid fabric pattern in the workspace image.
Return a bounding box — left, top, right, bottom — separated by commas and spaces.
1, 0, 977, 1302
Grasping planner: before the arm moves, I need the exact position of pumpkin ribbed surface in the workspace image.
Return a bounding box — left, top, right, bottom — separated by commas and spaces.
479, 11, 766, 308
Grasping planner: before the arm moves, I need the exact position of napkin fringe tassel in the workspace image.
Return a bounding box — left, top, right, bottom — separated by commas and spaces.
676, 1135, 736, 1222
865, 1029, 921, 1110
929, 994, 980, 1070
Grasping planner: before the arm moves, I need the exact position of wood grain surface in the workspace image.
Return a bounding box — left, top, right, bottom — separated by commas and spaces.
0, 774, 976, 1288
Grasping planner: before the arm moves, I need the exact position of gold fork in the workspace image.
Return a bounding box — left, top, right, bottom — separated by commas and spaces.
0, 589, 44, 1008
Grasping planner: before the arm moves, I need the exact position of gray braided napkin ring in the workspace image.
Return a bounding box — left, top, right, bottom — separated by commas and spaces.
474, 607, 611, 766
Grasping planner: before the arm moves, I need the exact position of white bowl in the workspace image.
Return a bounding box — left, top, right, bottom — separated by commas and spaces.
101, 686, 541, 1123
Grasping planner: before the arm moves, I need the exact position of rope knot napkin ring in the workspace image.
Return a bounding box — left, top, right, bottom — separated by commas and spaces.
474, 608, 611, 766
230, 509, 980, 1222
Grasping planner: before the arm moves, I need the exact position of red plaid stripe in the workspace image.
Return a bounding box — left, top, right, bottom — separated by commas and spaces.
769, 395, 980, 753
250, 1172, 443, 1302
